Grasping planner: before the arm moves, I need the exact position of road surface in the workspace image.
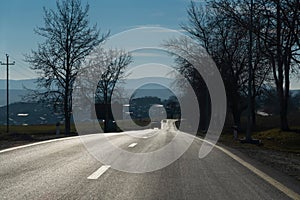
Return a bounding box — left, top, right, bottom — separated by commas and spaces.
0, 120, 299, 200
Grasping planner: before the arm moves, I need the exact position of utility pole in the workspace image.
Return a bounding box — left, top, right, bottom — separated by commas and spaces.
1, 54, 15, 133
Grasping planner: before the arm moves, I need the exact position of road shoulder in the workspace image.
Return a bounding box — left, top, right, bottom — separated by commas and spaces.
215, 141, 300, 196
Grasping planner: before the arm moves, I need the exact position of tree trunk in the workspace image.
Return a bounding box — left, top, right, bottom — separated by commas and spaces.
280, 107, 289, 131
230, 90, 241, 129
65, 112, 71, 135
282, 41, 291, 131
103, 92, 109, 133
104, 104, 109, 133
275, 1, 289, 131
251, 96, 256, 128
232, 104, 241, 129
279, 90, 289, 131
233, 113, 241, 129
64, 92, 71, 135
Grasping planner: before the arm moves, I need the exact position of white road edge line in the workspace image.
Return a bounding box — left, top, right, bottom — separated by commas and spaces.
0, 136, 80, 154
0, 132, 131, 154
128, 143, 138, 148
87, 165, 111, 180
191, 135, 300, 200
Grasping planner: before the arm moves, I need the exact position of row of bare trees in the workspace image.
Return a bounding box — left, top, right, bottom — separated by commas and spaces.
178, 0, 299, 131
26, 0, 299, 134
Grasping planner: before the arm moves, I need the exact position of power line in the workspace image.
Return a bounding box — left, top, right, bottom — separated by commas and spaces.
0, 54, 15, 133
8, 55, 37, 78
10, 67, 34, 80
0, 50, 37, 79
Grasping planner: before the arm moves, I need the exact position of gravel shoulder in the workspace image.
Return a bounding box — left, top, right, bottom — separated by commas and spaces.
217, 131, 300, 183
234, 147, 300, 181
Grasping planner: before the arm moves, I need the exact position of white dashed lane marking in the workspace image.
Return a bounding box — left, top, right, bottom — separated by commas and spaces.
128, 143, 138, 148
87, 165, 110, 180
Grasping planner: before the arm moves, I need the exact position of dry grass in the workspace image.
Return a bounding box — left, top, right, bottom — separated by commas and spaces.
0, 124, 77, 150
219, 111, 300, 153
219, 128, 300, 153
0, 124, 76, 135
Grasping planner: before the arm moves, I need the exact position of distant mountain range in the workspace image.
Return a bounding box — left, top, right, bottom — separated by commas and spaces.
1, 78, 298, 106
0, 77, 176, 106
0, 89, 29, 107
0, 79, 37, 90
0, 77, 174, 90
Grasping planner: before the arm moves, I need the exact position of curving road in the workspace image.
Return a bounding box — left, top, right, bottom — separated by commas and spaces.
0, 120, 299, 200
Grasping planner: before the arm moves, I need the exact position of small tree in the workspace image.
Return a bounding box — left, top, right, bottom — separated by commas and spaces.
26, 0, 108, 134
82, 47, 132, 132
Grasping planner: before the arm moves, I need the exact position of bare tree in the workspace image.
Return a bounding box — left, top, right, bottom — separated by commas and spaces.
169, 56, 211, 132
81, 47, 132, 132
26, 0, 108, 134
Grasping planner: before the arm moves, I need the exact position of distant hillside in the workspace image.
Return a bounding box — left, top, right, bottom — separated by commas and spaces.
0, 77, 176, 106
123, 77, 174, 89
0, 78, 298, 107
129, 83, 177, 100
0, 79, 37, 90
0, 89, 30, 106
291, 89, 300, 96
0, 77, 174, 90
0, 79, 37, 106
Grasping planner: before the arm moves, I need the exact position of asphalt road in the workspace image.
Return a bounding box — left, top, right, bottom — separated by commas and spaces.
0, 120, 299, 200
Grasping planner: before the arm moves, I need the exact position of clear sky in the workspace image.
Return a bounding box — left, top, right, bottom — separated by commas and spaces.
0, 0, 299, 89
0, 0, 190, 79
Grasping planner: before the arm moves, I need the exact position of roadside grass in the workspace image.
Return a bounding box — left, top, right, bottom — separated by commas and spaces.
0, 119, 149, 150
219, 111, 300, 153
255, 128, 300, 153
219, 128, 300, 154
0, 124, 77, 150
0, 124, 77, 136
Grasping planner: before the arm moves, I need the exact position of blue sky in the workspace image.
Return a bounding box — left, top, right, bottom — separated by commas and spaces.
0, 0, 299, 89
0, 0, 190, 80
